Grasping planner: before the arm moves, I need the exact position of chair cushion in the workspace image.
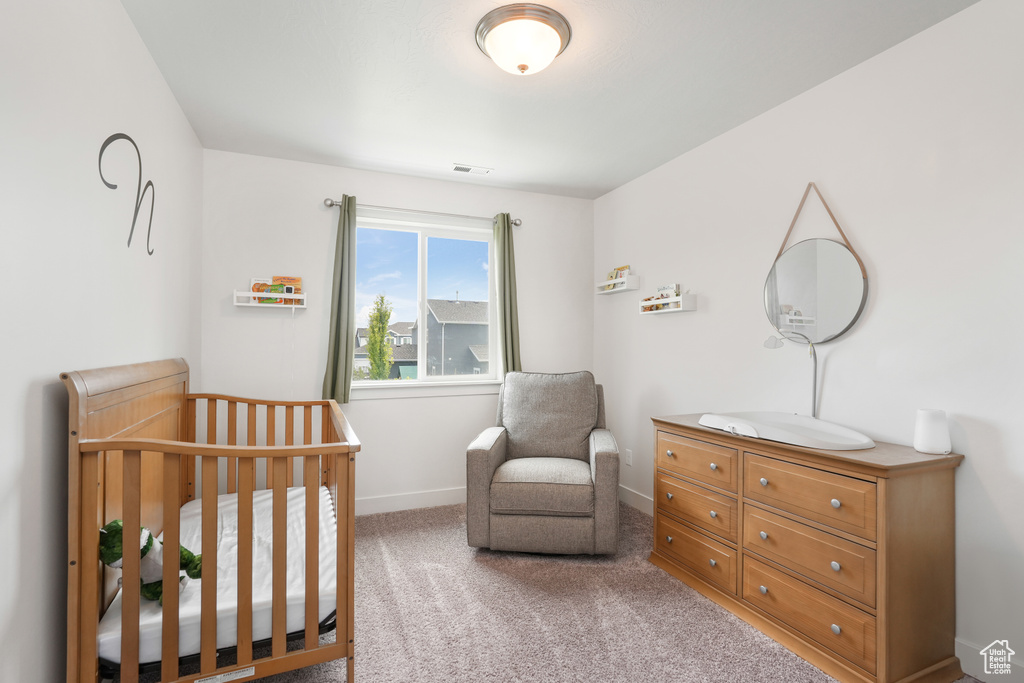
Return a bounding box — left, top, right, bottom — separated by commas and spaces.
500, 371, 598, 461
490, 457, 594, 517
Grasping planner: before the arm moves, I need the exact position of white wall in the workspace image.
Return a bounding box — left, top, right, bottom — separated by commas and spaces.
200, 150, 594, 513
5, 1, 1017, 680
0, 1, 203, 680
593, 0, 1023, 679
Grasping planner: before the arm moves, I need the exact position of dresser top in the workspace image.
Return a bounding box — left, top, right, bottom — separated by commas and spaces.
652, 414, 963, 476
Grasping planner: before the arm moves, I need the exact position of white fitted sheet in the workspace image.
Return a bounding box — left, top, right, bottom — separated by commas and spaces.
97, 485, 338, 665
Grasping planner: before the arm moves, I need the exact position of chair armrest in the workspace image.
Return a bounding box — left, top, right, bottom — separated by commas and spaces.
590, 428, 620, 554
589, 429, 619, 479
466, 427, 508, 548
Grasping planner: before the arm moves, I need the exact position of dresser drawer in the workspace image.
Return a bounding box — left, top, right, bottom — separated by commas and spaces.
656, 515, 737, 594
745, 454, 877, 540
657, 431, 737, 493
743, 557, 877, 674
743, 506, 876, 607
657, 473, 737, 543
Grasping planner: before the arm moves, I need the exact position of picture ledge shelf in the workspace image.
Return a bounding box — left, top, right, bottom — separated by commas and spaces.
233, 290, 308, 309
639, 293, 697, 315
595, 274, 638, 294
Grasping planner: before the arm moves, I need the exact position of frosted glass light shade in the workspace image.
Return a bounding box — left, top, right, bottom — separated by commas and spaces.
485, 19, 562, 75
476, 4, 571, 76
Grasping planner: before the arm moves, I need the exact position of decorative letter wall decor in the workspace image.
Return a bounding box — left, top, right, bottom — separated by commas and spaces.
98, 133, 156, 255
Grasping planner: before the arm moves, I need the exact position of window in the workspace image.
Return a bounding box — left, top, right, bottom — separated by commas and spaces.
352, 206, 497, 384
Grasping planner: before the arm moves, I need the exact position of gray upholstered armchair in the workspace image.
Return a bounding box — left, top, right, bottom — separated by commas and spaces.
466, 371, 619, 555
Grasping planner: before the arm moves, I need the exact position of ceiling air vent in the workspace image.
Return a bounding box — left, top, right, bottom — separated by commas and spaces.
452, 163, 493, 176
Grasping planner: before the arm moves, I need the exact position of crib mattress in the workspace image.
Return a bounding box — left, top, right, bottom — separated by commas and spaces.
97, 485, 338, 665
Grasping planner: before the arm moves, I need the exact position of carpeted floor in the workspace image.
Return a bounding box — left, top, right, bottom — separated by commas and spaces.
265, 503, 848, 683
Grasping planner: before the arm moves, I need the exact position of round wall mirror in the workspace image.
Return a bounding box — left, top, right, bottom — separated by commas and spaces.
764, 238, 867, 344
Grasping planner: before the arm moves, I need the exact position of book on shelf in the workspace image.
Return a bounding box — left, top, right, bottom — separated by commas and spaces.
250, 277, 277, 304
249, 276, 303, 304
604, 265, 630, 290
273, 275, 302, 305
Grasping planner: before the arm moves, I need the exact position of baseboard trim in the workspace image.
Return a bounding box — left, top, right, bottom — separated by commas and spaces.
356, 486, 466, 515
618, 484, 653, 515
956, 637, 1023, 681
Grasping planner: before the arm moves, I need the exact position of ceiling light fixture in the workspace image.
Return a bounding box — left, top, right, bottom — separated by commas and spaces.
475, 3, 571, 76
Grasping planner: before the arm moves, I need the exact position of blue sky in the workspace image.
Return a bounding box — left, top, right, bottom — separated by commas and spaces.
354, 228, 489, 327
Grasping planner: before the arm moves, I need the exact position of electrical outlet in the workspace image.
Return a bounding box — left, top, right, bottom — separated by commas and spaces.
624, 448, 633, 466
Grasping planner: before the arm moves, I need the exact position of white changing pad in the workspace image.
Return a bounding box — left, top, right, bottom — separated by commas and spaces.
97, 485, 339, 665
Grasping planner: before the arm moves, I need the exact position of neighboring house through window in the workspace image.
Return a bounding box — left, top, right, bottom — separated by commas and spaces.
352, 206, 497, 383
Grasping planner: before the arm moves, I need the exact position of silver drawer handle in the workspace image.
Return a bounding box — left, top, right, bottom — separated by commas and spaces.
709, 510, 718, 519
666, 536, 673, 543
831, 561, 841, 572
709, 462, 718, 471
759, 531, 768, 541
666, 449, 675, 458
760, 477, 769, 486
759, 585, 768, 595
831, 624, 841, 636
709, 559, 717, 567
831, 498, 841, 509
666, 492, 674, 500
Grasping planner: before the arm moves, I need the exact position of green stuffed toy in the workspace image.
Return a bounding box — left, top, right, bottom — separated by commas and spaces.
99, 519, 203, 603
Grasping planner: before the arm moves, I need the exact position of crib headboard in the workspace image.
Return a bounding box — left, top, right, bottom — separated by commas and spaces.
63, 357, 192, 532
63, 358, 192, 666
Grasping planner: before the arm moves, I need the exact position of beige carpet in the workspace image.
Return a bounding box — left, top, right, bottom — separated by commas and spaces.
266, 502, 848, 683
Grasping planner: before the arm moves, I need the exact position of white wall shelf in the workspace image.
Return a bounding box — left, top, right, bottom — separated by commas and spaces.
595, 274, 638, 294
639, 293, 697, 315
234, 290, 307, 309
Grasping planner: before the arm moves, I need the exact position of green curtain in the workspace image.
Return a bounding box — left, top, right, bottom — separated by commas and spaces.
323, 195, 357, 403
494, 213, 522, 373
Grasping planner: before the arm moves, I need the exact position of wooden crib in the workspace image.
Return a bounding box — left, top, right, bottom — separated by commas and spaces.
63, 358, 359, 683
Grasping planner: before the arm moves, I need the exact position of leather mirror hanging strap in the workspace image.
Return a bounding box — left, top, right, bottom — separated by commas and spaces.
776, 182, 867, 279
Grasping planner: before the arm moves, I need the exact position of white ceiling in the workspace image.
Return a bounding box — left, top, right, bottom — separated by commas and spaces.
120, 0, 980, 199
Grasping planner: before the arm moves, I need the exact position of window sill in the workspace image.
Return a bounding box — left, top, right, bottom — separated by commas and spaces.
349, 379, 502, 401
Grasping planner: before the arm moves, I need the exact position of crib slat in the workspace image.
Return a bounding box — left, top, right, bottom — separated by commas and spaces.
200, 456, 219, 673
236, 458, 255, 666
161, 453, 181, 682
78, 452, 101, 683
303, 406, 314, 496
267, 406, 277, 489
322, 409, 333, 488
227, 401, 238, 494
186, 399, 198, 504
323, 447, 335, 494
286, 406, 295, 487
268, 404, 276, 446
121, 449, 142, 683
304, 455, 320, 647
187, 398, 197, 443
272, 457, 288, 657
247, 403, 257, 446
207, 399, 217, 445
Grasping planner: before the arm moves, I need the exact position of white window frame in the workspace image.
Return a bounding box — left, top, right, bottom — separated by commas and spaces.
350, 206, 501, 399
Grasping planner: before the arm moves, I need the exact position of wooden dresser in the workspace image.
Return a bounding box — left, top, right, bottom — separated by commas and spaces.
649, 414, 964, 683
